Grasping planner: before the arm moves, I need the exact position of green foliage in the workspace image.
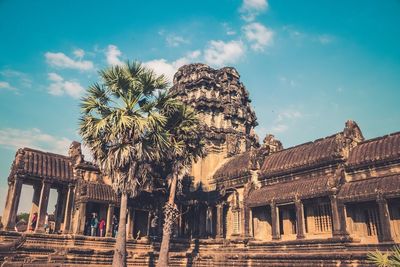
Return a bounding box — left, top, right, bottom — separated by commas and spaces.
368, 246, 400, 267
157, 92, 206, 188
79, 61, 170, 197
17, 212, 29, 222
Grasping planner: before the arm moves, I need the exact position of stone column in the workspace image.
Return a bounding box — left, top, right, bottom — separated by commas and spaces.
75, 202, 87, 235
206, 206, 213, 237
146, 210, 151, 236
3, 178, 23, 231
127, 207, 134, 239
216, 204, 224, 238
271, 202, 280, 240
330, 194, 343, 236
54, 187, 67, 232
105, 204, 115, 237
295, 199, 305, 239
35, 180, 52, 233
28, 183, 41, 231
62, 184, 75, 233
337, 201, 348, 236
243, 205, 251, 238
377, 197, 393, 242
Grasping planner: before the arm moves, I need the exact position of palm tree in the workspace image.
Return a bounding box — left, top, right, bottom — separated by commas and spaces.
79, 61, 169, 267
367, 246, 400, 267
156, 102, 205, 267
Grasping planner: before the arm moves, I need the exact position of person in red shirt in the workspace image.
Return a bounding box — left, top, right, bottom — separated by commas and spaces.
99, 218, 106, 237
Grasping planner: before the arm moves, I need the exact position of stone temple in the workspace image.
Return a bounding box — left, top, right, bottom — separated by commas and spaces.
1, 63, 400, 266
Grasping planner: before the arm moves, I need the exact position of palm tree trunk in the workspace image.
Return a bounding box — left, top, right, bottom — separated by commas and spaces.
157, 173, 179, 267
113, 192, 128, 267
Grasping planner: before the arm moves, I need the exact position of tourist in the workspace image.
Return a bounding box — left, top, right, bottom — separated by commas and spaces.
14, 217, 18, 232
44, 213, 49, 233
149, 212, 158, 238
30, 212, 37, 231
112, 214, 118, 237
84, 218, 91, 236
99, 218, 106, 237
90, 213, 99, 236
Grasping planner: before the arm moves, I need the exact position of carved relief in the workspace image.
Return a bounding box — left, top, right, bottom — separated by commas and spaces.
69, 141, 84, 166
170, 63, 259, 158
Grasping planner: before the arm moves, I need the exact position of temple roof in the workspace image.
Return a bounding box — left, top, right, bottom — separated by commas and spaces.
247, 174, 335, 207
76, 181, 118, 203
347, 131, 400, 169
260, 133, 343, 177
213, 150, 255, 180
338, 174, 400, 201
8, 147, 73, 182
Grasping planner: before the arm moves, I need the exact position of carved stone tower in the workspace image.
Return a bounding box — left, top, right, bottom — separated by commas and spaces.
170, 63, 259, 189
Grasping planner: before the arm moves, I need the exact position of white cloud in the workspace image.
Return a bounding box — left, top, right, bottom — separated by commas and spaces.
47, 72, 84, 98
73, 48, 85, 58
240, 0, 268, 22
276, 110, 302, 122
271, 124, 288, 133
279, 75, 297, 88
106, 44, 123, 66
204, 40, 245, 67
269, 109, 303, 134
166, 34, 189, 47
144, 59, 178, 84
144, 50, 201, 83
222, 22, 237, 36
0, 128, 72, 156
0, 81, 15, 90
243, 22, 273, 51
45, 51, 94, 71
317, 34, 334, 44
48, 72, 63, 82
0, 69, 32, 88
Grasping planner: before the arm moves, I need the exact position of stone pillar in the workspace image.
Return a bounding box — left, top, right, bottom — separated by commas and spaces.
62, 184, 75, 233
377, 197, 393, 242
105, 204, 115, 237
54, 187, 67, 232
216, 204, 224, 238
127, 207, 134, 239
337, 201, 348, 236
243, 205, 251, 238
3, 178, 23, 231
35, 180, 52, 233
271, 202, 280, 240
295, 199, 305, 239
206, 206, 213, 237
75, 202, 87, 235
146, 210, 151, 236
28, 183, 41, 231
330, 194, 343, 236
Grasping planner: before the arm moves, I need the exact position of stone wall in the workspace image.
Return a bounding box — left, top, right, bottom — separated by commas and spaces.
0, 231, 387, 266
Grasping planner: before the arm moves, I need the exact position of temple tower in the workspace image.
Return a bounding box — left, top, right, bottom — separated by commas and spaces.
170, 63, 258, 189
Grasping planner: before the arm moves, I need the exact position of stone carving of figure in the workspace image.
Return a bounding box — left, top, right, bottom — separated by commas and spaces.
69, 141, 84, 165
226, 135, 241, 157
328, 165, 345, 191
263, 134, 283, 154
343, 120, 364, 148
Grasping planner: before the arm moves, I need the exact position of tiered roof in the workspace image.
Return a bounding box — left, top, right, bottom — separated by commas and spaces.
347, 131, 400, 169
8, 148, 73, 182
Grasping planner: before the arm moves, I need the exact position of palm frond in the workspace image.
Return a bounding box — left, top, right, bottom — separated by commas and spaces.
367, 250, 391, 267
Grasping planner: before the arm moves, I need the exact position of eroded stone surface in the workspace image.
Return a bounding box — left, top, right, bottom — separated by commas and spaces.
1, 63, 400, 266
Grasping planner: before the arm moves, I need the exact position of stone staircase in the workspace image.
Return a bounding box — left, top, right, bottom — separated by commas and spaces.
0, 231, 394, 266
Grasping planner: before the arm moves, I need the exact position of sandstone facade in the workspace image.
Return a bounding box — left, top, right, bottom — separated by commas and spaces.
1, 63, 399, 266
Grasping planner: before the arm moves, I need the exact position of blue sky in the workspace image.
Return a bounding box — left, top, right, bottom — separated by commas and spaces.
1, 0, 400, 214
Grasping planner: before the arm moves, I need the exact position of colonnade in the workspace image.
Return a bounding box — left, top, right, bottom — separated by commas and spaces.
2, 177, 75, 233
